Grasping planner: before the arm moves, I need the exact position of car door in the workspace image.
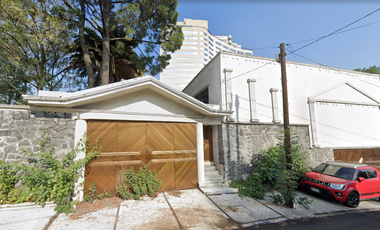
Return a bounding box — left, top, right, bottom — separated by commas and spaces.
366, 169, 380, 196
356, 169, 380, 197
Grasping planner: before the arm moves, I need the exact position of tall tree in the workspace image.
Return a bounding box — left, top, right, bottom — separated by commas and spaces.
354, 65, 380, 74
61, 0, 183, 87
0, 0, 78, 104
68, 27, 142, 86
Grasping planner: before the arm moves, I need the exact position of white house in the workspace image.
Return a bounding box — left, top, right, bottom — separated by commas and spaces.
183, 51, 380, 180
19, 76, 235, 197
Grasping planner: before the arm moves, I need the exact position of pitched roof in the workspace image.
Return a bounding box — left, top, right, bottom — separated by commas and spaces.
23, 76, 232, 116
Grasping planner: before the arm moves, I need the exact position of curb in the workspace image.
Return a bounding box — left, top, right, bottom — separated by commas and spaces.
0, 202, 56, 211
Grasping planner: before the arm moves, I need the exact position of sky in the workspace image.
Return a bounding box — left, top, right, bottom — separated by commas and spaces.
175, 0, 380, 71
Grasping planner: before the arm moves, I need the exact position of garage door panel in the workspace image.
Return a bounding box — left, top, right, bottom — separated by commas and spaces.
147, 123, 174, 151
87, 121, 118, 152
175, 150, 197, 159
174, 123, 196, 150
175, 160, 197, 190
91, 155, 116, 162
86, 121, 197, 193
85, 165, 116, 195
118, 122, 146, 152
146, 159, 175, 191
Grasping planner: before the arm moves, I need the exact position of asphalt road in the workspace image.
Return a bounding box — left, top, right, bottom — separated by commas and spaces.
241, 210, 380, 230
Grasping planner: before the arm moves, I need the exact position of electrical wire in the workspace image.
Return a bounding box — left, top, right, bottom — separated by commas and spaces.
289, 20, 380, 45
288, 7, 380, 55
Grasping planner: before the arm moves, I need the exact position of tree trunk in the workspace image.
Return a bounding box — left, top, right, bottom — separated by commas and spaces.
80, 0, 94, 88
100, 0, 110, 85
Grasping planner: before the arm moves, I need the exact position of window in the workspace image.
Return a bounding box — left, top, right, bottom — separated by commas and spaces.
204, 48, 208, 52
184, 36, 197, 40
357, 171, 369, 179
208, 42, 214, 47
200, 37, 207, 41
366, 170, 377, 179
230, 49, 236, 52
216, 42, 222, 46
216, 46, 221, 51
183, 31, 197, 34
183, 41, 197, 44
209, 47, 214, 52
209, 51, 214, 56
175, 51, 197, 54
245, 52, 252, 55
208, 36, 214, 42
238, 51, 244, 54
204, 58, 208, 62
194, 88, 209, 104
201, 32, 207, 36
181, 46, 197, 50
202, 42, 208, 46
223, 45, 229, 49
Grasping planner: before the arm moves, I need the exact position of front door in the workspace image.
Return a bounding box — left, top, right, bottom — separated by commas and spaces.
203, 126, 213, 162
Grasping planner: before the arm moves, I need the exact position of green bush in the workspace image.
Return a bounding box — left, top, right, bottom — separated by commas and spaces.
230, 130, 313, 209
84, 182, 97, 203
19, 131, 101, 214
117, 167, 162, 200
0, 160, 35, 204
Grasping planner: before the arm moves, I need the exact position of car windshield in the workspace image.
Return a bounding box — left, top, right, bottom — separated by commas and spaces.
312, 163, 355, 180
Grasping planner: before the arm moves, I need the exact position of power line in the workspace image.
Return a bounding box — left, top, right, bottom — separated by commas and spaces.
288, 8, 380, 55
289, 20, 380, 45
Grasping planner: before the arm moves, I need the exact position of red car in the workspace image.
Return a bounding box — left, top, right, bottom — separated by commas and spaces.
300, 161, 380, 208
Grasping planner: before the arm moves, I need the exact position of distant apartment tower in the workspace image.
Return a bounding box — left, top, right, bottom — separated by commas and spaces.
160, 18, 253, 90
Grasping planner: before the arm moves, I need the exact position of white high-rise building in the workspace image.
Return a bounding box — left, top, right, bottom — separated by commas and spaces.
160, 19, 253, 90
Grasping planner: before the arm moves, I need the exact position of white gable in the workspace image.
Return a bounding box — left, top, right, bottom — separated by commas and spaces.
76, 89, 202, 117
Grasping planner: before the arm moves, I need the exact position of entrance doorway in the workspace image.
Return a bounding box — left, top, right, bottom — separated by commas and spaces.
203, 126, 213, 162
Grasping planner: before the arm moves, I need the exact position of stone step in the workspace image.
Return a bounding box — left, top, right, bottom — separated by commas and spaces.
204, 170, 220, 176
204, 165, 217, 171
199, 186, 238, 195
204, 161, 215, 166
198, 181, 224, 188
205, 174, 223, 181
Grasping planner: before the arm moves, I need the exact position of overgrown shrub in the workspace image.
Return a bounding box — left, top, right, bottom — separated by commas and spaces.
230, 130, 313, 209
84, 182, 97, 203
0, 160, 35, 204
117, 167, 162, 200
18, 131, 101, 214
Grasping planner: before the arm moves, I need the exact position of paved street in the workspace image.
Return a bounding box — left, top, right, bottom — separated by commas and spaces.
241, 210, 380, 230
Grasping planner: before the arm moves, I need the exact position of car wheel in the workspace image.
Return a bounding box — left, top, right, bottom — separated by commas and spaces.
345, 192, 360, 208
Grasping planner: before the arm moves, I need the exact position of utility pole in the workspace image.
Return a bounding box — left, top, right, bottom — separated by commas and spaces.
280, 43, 293, 208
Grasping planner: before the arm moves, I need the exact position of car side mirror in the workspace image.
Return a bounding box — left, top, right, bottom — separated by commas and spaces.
358, 177, 366, 182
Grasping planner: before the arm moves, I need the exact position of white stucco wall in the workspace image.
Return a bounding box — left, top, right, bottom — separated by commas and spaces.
75, 89, 203, 118
185, 52, 380, 148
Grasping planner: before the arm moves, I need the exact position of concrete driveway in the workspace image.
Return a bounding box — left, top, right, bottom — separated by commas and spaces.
2, 189, 380, 229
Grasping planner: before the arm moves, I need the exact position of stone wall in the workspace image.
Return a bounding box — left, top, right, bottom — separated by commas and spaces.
0, 109, 75, 163
218, 123, 333, 181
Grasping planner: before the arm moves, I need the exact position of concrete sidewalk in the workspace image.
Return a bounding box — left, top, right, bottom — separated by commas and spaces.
1, 189, 380, 229
209, 191, 380, 228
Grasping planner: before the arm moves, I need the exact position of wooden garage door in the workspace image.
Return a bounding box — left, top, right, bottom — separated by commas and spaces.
84, 121, 197, 194
334, 148, 380, 169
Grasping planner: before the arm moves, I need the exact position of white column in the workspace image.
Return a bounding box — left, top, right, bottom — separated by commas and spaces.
247, 78, 259, 123
224, 68, 235, 122
308, 101, 321, 148
196, 122, 205, 183
73, 118, 87, 201
270, 88, 281, 123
